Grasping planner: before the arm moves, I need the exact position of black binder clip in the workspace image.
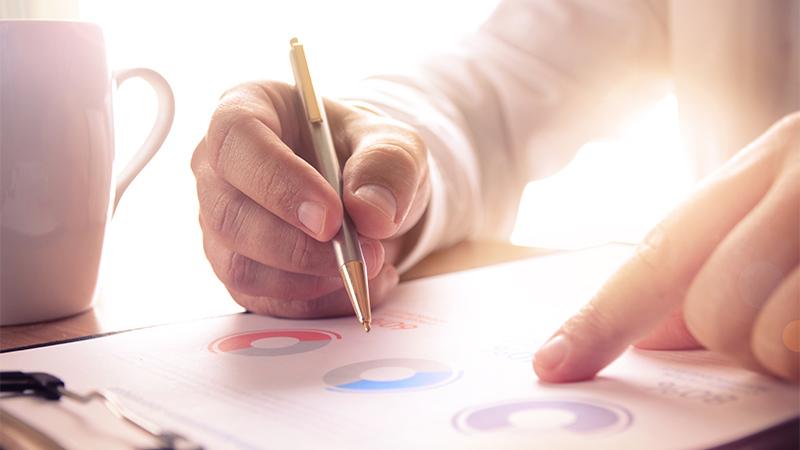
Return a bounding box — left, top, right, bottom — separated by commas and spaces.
0, 371, 203, 450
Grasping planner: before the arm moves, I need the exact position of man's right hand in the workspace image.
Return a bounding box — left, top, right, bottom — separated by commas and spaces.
191, 81, 430, 318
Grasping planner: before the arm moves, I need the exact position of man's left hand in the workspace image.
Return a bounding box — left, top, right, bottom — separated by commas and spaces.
534, 113, 800, 383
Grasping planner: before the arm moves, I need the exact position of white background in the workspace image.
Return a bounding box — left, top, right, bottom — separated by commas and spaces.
4, 1, 695, 319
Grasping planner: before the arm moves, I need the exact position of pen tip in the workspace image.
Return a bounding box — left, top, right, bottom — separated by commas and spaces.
363, 322, 371, 333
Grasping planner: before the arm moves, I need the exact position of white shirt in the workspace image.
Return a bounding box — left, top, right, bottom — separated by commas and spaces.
346, 0, 800, 272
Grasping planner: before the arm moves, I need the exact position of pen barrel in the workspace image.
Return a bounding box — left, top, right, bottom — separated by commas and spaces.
290, 40, 367, 299
332, 214, 364, 267
306, 122, 364, 266
308, 122, 342, 196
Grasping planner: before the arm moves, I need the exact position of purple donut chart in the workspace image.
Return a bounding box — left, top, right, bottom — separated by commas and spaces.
323, 358, 461, 393
208, 329, 341, 357
453, 398, 633, 435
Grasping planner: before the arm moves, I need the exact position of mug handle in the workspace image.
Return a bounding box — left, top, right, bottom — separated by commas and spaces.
111, 68, 175, 211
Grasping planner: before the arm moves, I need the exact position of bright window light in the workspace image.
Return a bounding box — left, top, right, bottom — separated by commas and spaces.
511, 94, 694, 249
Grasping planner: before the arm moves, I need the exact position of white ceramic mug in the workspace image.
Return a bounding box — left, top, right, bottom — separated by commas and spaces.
0, 20, 175, 325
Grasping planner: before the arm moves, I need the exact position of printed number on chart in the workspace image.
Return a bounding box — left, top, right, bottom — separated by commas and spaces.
651, 381, 737, 405
372, 317, 417, 330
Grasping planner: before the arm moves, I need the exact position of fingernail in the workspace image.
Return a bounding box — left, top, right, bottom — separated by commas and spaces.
298, 201, 326, 236
354, 184, 397, 222
534, 335, 568, 371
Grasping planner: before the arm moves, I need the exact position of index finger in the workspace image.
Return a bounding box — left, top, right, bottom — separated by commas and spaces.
533, 126, 786, 382
206, 82, 343, 241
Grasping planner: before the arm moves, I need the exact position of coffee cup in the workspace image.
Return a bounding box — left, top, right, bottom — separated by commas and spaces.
0, 20, 175, 325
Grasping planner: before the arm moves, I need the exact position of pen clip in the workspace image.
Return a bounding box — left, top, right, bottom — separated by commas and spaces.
289, 37, 323, 124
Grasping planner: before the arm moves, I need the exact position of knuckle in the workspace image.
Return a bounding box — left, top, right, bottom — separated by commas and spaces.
284, 299, 322, 319
383, 117, 426, 150
253, 298, 285, 317
294, 277, 330, 301
353, 143, 420, 194
208, 188, 249, 244
273, 277, 326, 303
375, 143, 419, 174
228, 282, 337, 318
258, 297, 323, 319
207, 114, 253, 174
288, 232, 315, 272
636, 223, 668, 269
225, 252, 256, 292
190, 139, 207, 175
404, 128, 428, 160
228, 290, 270, 315
355, 121, 426, 168
632, 222, 681, 297
384, 121, 427, 158
563, 301, 622, 345
206, 82, 289, 177
229, 287, 293, 316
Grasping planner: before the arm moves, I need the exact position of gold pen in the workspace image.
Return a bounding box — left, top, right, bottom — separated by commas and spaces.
289, 37, 372, 332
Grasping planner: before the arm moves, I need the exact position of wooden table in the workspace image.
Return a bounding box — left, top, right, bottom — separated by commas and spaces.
0, 241, 547, 352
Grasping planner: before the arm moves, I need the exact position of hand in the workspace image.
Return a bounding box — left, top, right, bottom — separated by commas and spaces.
534, 113, 800, 382
191, 81, 430, 318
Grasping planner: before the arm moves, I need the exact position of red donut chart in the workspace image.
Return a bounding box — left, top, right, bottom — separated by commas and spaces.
209, 329, 341, 356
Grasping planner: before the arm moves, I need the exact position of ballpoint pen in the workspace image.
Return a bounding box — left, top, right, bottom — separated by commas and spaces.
289, 37, 372, 332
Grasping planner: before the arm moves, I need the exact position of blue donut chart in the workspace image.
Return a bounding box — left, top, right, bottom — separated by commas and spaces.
453, 398, 633, 435
323, 358, 461, 393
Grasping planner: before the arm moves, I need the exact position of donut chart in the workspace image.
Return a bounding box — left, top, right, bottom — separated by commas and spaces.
208, 329, 341, 356
323, 358, 461, 393
453, 399, 632, 435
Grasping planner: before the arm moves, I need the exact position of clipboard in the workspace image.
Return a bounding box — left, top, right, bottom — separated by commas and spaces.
0, 371, 203, 450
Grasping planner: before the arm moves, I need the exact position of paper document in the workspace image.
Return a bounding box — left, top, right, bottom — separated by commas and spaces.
1, 245, 798, 449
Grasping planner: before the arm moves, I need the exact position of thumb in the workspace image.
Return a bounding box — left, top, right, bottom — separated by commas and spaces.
341, 112, 430, 240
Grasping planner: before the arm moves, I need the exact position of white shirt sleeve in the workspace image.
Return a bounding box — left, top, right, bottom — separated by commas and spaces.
343, 0, 670, 273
